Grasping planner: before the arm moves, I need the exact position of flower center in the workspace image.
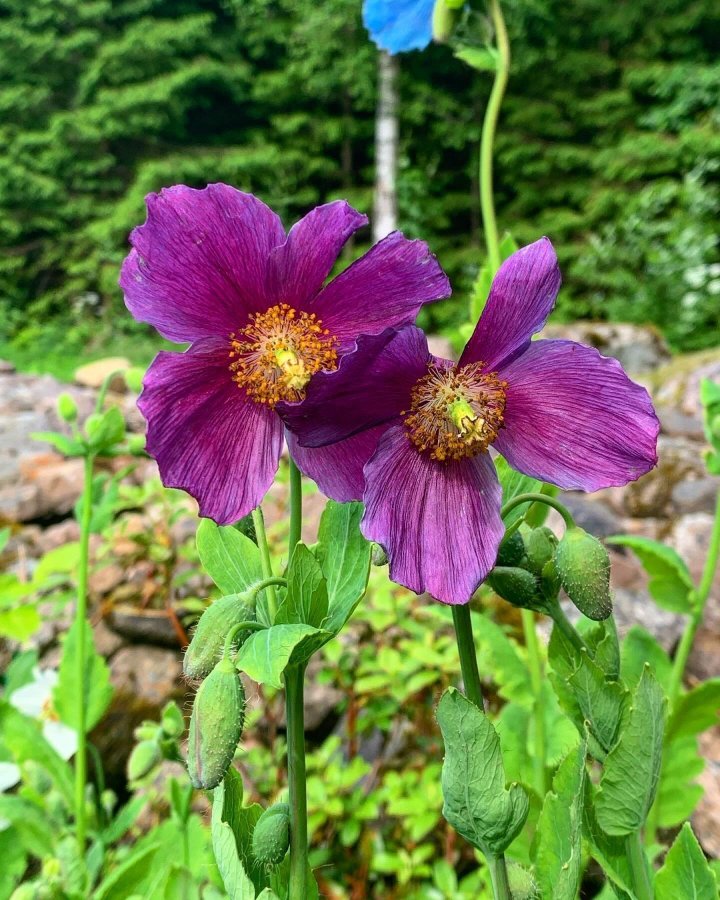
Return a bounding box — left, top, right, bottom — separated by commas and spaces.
229, 304, 338, 407
402, 363, 507, 461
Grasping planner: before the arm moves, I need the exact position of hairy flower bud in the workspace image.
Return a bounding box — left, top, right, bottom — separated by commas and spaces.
487, 566, 545, 612
184, 593, 256, 680
252, 802, 291, 867
161, 701, 185, 738
127, 739, 161, 781
57, 392, 78, 423
495, 530, 525, 568
525, 526, 557, 576
187, 657, 245, 790
555, 526, 612, 620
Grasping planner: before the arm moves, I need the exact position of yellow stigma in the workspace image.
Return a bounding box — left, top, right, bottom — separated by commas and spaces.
229, 304, 338, 407
403, 363, 507, 462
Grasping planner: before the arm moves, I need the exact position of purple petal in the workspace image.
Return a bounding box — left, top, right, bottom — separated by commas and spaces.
267, 201, 368, 310
311, 232, 450, 346
287, 427, 386, 503
362, 424, 504, 605
139, 340, 283, 523
494, 340, 660, 491
279, 326, 429, 447
460, 238, 561, 371
121, 184, 285, 343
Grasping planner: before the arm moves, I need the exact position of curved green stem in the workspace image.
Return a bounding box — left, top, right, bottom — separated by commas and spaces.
74, 453, 95, 851
521, 609, 547, 795
251, 506, 278, 621
668, 490, 720, 707
501, 492, 575, 531
547, 600, 588, 655
288, 454, 303, 556
285, 664, 309, 899
625, 832, 653, 900
223, 620, 267, 658
479, 0, 510, 272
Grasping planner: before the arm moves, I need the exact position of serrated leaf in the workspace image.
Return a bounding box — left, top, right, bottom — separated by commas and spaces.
607, 535, 694, 612
533, 740, 586, 900
667, 678, 720, 739
31, 430, 85, 456
620, 626, 672, 691
316, 500, 371, 635
583, 779, 635, 896
495, 457, 542, 530
655, 823, 718, 900
197, 519, 263, 596
476, 615, 533, 707
437, 688, 529, 857
235, 624, 330, 688
54, 618, 113, 732
212, 770, 264, 897
653, 734, 705, 829
596, 668, 665, 835
276, 542, 328, 628
582, 618, 620, 680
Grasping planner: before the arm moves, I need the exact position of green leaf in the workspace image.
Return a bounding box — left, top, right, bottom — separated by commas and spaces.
0, 702, 74, 806
212, 769, 266, 897
0, 604, 41, 641
454, 45, 499, 73
596, 667, 666, 835
583, 779, 635, 896
235, 624, 331, 688
655, 823, 718, 900
316, 500, 371, 635
437, 687, 529, 857
95, 842, 162, 900
33, 541, 80, 582
31, 430, 85, 456
533, 740, 587, 900
667, 678, 720, 740
495, 457, 543, 530
582, 618, 620, 681
469, 262, 493, 320
0, 827, 26, 900
53, 618, 113, 732
607, 535, 694, 612
276, 542, 328, 628
620, 626, 672, 691
101, 795, 146, 845
85, 406, 126, 451
0, 795, 54, 857
653, 734, 705, 829
476, 615, 533, 707
197, 519, 263, 596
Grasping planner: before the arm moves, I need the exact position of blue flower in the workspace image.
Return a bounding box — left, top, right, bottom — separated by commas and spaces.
363, 0, 435, 54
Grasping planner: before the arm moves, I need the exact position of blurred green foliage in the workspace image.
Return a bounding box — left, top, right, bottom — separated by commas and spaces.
0, 0, 718, 357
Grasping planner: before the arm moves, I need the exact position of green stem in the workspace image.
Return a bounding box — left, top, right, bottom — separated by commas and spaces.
251, 506, 278, 621
668, 489, 720, 708
451, 604, 485, 709
501, 492, 575, 531
93, 369, 123, 414
223, 620, 267, 657
74, 453, 95, 851
521, 609, 547, 795
547, 601, 588, 655
625, 832, 653, 900
288, 454, 303, 556
285, 664, 309, 900
479, 0, 510, 273
487, 853, 512, 900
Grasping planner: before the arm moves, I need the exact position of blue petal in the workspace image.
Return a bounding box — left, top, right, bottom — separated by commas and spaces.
363, 0, 435, 54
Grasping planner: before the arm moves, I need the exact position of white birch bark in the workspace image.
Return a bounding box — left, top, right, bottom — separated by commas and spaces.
373, 50, 399, 243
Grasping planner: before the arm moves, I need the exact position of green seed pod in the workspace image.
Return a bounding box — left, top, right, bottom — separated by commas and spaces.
487, 566, 545, 612
57, 392, 78, 423
251, 802, 291, 867
161, 701, 185, 738
525, 526, 557, 575
555, 526, 612, 621
184, 593, 256, 680
127, 739, 162, 781
495, 530, 526, 568
187, 657, 245, 790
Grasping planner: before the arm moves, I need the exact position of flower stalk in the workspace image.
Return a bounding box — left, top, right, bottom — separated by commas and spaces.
252, 506, 278, 621
285, 663, 309, 899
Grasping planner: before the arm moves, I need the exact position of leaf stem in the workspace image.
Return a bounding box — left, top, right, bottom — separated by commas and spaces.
487, 852, 512, 900
625, 831, 653, 900
288, 454, 303, 556
251, 506, 278, 621
521, 609, 547, 795
451, 604, 485, 709
548, 601, 588, 655
668, 489, 720, 707
74, 453, 95, 852
501, 492, 575, 530
479, 0, 510, 273
285, 663, 309, 899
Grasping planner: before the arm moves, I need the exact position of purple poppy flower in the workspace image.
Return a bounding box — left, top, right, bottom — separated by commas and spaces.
281, 238, 660, 605
120, 184, 450, 523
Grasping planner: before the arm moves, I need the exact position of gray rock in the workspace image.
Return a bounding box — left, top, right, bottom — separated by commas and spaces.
672, 478, 720, 516
658, 406, 705, 440
540, 322, 671, 373
561, 494, 623, 538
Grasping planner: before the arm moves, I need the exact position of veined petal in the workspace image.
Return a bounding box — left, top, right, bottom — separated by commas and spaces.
287, 426, 386, 503
460, 238, 561, 371
362, 423, 504, 604
311, 232, 450, 347
139, 340, 283, 523
121, 184, 285, 343
279, 325, 429, 447
494, 340, 660, 491
267, 201, 368, 310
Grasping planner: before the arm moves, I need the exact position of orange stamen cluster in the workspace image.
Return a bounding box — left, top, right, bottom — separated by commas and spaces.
229, 303, 338, 408
403, 363, 507, 461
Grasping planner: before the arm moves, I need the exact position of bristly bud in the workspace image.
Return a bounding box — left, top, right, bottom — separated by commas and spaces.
496, 530, 526, 568
555, 526, 612, 621
524, 526, 557, 576
57, 392, 78, 423
124, 367, 145, 394
187, 657, 245, 790
252, 802, 291, 867
372, 543, 388, 567
127, 739, 161, 781
184, 593, 256, 680
161, 701, 185, 738
487, 566, 547, 613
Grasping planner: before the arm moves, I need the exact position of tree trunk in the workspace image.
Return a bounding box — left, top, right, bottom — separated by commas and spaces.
373, 51, 399, 243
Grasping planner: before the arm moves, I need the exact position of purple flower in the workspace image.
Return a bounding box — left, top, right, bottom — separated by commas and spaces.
282, 238, 660, 605
120, 184, 450, 523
